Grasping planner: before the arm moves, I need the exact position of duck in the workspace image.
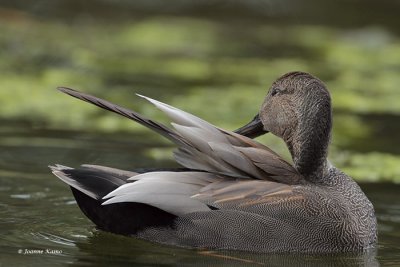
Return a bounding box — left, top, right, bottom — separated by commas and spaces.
49, 71, 377, 253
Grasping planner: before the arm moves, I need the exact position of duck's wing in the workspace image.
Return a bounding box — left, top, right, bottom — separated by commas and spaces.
58, 88, 303, 184
101, 170, 301, 217
51, 164, 221, 217
192, 178, 300, 210
102, 171, 221, 216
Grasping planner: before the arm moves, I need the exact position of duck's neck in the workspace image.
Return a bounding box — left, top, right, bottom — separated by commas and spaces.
285, 103, 332, 183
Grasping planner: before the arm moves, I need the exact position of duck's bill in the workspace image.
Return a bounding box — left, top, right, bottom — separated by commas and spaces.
234, 114, 268, 138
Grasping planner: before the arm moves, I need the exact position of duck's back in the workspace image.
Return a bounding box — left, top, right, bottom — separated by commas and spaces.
135, 167, 377, 253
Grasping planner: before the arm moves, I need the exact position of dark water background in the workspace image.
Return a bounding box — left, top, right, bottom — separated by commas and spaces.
0, 1, 400, 266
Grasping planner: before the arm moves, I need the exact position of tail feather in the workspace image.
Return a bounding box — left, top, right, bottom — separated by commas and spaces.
50, 165, 176, 235
50, 164, 132, 200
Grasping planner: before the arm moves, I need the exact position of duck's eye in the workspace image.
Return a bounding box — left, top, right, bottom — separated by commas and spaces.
271, 88, 281, 96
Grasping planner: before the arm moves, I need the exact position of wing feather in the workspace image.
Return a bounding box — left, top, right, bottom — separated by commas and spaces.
58, 88, 304, 184
193, 179, 300, 210
102, 193, 210, 216
208, 142, 266, 179
58, 87, 188, 146
102, 171, 222, 216
137, 94, 224, 137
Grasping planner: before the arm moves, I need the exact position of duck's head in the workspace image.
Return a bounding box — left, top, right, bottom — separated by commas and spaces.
236, 71, 332, 180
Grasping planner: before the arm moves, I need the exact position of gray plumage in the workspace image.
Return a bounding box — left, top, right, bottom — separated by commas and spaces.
50, 71, 377, 253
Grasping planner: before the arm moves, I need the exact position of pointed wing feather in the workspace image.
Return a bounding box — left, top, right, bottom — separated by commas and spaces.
102, 193, 210, 216
103, 171, 216, 199
102, 171, 220, 216
59, 88, 303, 184
235, 146, 302, 184
171, 124, 252, 175
137, 94, 303, 183
137, 94, 225, 137
171, 123, 215, 154
58, 87, 189, 147
208, 142, 266, 179
173, 147, 243, 175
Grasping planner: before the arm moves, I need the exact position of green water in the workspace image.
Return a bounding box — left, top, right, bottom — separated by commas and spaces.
1, 0, 400, 265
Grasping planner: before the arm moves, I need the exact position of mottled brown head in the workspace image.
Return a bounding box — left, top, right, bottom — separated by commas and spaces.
260, 72, 331, 140
236, 71, 333, 180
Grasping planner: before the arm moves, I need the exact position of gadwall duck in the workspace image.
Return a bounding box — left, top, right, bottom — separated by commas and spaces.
50, 71, 377, 253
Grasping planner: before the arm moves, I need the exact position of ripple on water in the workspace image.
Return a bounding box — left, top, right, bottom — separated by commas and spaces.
31, 232, 77, 247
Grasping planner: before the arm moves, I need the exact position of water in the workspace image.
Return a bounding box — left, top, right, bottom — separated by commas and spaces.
0, 124, 399, 266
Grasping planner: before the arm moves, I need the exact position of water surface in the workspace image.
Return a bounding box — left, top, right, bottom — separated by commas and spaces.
0, 125, 399, 266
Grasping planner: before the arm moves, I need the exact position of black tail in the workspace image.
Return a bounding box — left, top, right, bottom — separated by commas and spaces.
50, 165, 176, 235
